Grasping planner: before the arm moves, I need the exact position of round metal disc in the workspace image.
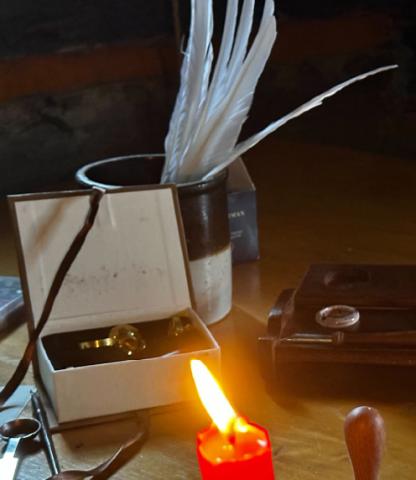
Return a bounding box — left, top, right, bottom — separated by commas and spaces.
315, 305, 360, 329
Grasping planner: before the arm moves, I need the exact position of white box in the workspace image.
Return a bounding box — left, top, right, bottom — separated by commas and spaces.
10, 186, 220, 423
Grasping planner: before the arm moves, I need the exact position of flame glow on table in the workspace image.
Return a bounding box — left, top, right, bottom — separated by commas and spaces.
190, 359, 275, 479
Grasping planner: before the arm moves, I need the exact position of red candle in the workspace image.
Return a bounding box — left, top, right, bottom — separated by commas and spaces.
191, 360, 275, 479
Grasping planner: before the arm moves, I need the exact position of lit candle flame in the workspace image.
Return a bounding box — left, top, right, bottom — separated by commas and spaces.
191, 359, 237, 435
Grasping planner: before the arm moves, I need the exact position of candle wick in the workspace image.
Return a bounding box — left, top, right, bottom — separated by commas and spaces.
227, 432, 236, 445
225, 417, 239, 445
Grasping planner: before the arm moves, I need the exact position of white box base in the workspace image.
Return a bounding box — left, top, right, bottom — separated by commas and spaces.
37, 309, 219, 424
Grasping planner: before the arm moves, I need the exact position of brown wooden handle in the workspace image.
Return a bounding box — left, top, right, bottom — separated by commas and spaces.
344, 406, 385, 480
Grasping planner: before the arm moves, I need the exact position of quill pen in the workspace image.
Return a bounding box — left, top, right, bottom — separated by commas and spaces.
163, 0, 398, 184
202, 63, 398, 179
163, 0, 214, 182
180, 0, 275, 181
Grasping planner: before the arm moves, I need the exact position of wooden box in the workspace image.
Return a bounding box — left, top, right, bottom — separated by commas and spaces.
259, 264, 416, 383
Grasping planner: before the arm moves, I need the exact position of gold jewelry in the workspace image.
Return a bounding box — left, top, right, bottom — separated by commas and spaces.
168, 312, 192, 337
79, 324, 146, 356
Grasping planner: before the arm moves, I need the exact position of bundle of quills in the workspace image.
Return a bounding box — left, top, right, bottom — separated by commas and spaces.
162, 0, 397, 184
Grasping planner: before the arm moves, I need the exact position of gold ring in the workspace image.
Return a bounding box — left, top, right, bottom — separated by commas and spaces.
79, 338, 115, 349
168, 312, 193, 337
78, 324, 146, 356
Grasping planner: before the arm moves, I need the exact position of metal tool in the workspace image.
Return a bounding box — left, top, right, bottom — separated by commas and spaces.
315, 305, 360, 329
0, 417, 41, 480
280, 330, 416, 347
31, 392, 60, 475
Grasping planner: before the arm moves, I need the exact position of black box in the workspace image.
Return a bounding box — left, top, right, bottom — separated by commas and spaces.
227, 159, 259, 264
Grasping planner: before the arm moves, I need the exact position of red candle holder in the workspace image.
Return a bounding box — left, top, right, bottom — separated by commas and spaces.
197, 420, 275, 479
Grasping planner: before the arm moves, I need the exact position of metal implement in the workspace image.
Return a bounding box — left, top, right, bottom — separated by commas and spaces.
0, 417, 41, 480
31, 391, 60, 475
167, 313, 193, 337
78, 324, 146, 356
315, 305, 360, 329
280, 330, 416, 347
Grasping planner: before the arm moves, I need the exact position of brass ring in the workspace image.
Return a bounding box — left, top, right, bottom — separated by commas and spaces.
167, 311, 193, 337
78, 324, 146, 356
79, 338, 115, 349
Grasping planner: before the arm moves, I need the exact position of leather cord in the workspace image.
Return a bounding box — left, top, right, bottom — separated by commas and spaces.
1, 188, 151, 479
0, 188, 104, 404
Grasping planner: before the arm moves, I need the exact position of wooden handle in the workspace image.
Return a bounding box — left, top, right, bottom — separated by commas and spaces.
344, 406, 385, 480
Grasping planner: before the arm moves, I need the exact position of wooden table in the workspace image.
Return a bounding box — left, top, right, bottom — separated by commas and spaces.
1, 138, 416, 479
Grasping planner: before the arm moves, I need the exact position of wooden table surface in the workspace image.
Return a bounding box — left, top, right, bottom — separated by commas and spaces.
1, 138, 416, 479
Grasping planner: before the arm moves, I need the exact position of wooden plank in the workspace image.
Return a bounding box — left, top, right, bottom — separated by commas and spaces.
1, 140, 416, 477
0, 40, 178, 103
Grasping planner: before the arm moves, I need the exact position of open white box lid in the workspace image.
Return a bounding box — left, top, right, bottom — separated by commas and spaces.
10, 186, 194, 334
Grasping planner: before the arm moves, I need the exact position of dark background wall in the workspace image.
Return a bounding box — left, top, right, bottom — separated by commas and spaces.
0, 0, 177, 195
0, 1, 174, 56
0, 0, 414, 195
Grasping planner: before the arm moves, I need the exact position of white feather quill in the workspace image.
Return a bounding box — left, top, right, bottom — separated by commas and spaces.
202, 64, 398, 179
162, 0, 398, 184
165, 0, 245, 182
188, 10, 276, 179
174, 0, 276, 182
163, 0, 214, 182
205, 0, 240, 117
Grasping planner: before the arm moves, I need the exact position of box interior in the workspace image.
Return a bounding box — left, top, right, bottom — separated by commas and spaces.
40, 308, 217, 370
35, 305, 220, 422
